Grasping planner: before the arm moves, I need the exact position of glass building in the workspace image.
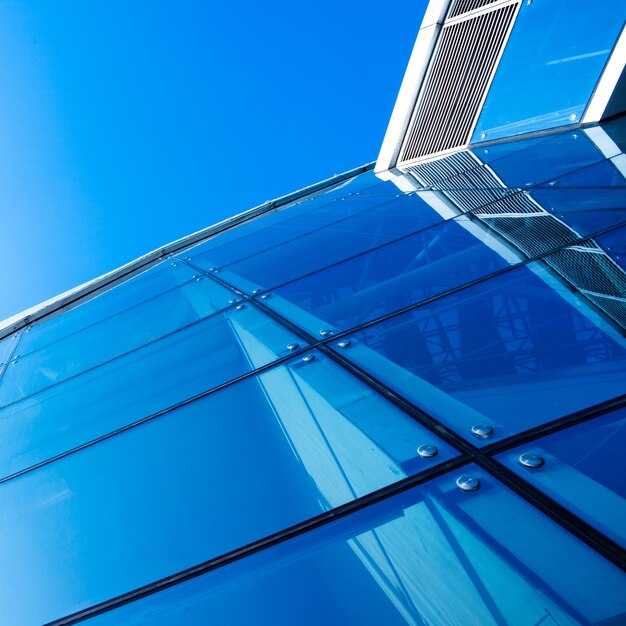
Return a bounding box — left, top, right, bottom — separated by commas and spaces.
1, 1, 625, 624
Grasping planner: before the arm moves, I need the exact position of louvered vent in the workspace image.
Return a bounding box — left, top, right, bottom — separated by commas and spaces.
449, 0, 503, 18
399, 1, 519, 163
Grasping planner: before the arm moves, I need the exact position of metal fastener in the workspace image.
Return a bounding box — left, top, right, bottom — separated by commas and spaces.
319, 329, 333, 337
417, 444, 438, 458
569, 113, 578, 121
260, 293, 270, 300
337, 340, 351, 349
302, 354, 316, 363
287, 343, 300, 351
235, 304, 246, 310
471, 423, 493, 439
456, 475, 480, 492
518, 452, 545, 469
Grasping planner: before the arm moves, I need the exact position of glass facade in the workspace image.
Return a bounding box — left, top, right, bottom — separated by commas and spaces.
1, 113, 625, 625
2, 2, 626, 620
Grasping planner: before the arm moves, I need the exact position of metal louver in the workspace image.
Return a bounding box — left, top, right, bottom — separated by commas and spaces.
399, 0, 519, 164
399, 147, 626, 331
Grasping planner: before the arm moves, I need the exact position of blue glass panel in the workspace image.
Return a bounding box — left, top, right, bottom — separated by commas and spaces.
497, 408, 626, 548
529, 186, 626, 237
216, 193, 452, 293
0, 331, 19, 367
337, 263, 626, 444
265, 216, 516, 335
85, 465, 626, 626
185, 173, 427, 271
0, 304, 304, 480
0, 351, 455, 626
481, 130, 605, 188
472, 2, 625, 142
0, 265, 235, 406
537, 158, 626, 189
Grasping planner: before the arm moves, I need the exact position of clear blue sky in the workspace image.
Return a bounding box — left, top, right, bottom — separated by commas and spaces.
0, 0, 426, 321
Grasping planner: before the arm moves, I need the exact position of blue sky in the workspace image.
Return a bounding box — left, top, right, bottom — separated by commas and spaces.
0, 0, 426, 320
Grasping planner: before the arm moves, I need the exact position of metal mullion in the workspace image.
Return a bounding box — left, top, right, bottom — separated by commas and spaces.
473, 455, 626, 571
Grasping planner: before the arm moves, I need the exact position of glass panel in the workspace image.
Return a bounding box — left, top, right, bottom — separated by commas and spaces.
0, 265, 235, 406
472, 2, 625, 141
84, 466, 626, 626
265, 215, 517, 335
497, 408, 626, 548
185, 172, 433, 271
0, 331, 19, 367
336, 262, 626, 444
0, 304, 305, 479
0, 351, 456, 626
216, 193, 452, 294
480, 130, 605, 188
528, 186, 626, 238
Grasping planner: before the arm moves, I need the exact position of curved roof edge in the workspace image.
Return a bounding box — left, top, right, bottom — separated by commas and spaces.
1, 162, 374, 341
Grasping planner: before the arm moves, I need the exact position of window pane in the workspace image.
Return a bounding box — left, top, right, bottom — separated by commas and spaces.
265, 215, 516, 335
478, 129, 605, 188
472, 1, 625, 141
0, 351, 456, 626
213, 192, 449, 294
0, 263, 235, 406
0, 304, 304, 479
84, 466, 626, 626
185, 172, 437, 272
497, 408, 626, 548
336, 263, 626, 444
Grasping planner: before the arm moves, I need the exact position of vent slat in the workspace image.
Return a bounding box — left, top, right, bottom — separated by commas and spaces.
400, 2, 517, 163
449, 0, 501, 18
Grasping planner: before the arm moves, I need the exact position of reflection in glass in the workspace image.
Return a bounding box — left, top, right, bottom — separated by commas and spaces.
265, 215, 515, 335
85, 467, 626, 626
0, 352, 453, 626
185, 171, 436, 273
472, 1, 625, 141
497, 408, 626, 548
0, 262, 235, 406
0, 305, 303, 479
339, 262, 626, 444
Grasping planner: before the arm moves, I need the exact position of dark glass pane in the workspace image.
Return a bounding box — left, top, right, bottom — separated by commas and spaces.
472, 1, 625, 141
266, 216, 516, 335
0, 351, 455, 626
497, 408, 626, 548
337, 263, 626, 444
0, 264, 235, 406
85, 466, 626, 626
0, 305, 304, 479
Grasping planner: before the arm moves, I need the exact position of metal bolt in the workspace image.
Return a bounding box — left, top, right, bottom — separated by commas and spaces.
287, 343, 300, 351
519, 452, 545, 469
260, 293, 270, 300
252, 289, 261, 295
337, 340, 351, 349
471, 423, 494, 439
480, 132, 487, 140
302, 354, 316, 363
319, 329, 333, 337
569, 113, 578, 121
170, 262, 177, 267
456, 475, 480, 492
235, 304, 246, 310
193, 275, 203, 281
417, 444, 439, 458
